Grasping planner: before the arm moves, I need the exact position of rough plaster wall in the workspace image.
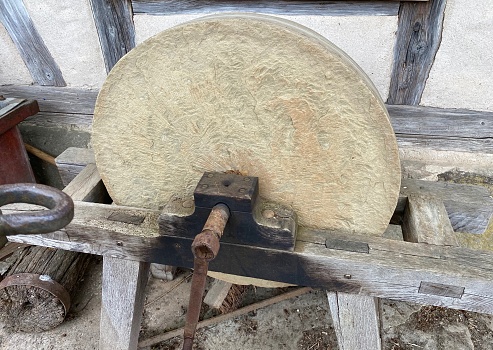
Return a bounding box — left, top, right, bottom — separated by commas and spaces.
134, 14, 398, 100
421, 0, 493, 112
0, 24, 33, 85
23, 0, 106, 88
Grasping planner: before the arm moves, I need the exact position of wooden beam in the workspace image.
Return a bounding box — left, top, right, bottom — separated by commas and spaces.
55, 147, 96, 186
388, 104, 493, 139
399, 179, 493, 234
62, 163, 109, 203
100, 257, 150, 350
402, 193, 459, 245
326, 293, 382, 350
0, 0, 66, 86
387, 0, 447, 104
131, 0, 400, 16
1, 86, 97, 115
5, 198, 493, 315
89, 0, 136, 73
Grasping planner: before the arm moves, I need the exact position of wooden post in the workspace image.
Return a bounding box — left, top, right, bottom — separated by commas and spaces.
402, 193, 459, 246
100, 257, 150, 350
327, 292, 382, 350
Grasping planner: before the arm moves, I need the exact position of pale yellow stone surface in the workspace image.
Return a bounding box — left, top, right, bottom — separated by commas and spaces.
134, 14, 398, 100
93, 14, 400, 237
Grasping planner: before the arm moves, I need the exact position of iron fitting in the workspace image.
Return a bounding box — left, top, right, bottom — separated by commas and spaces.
191, 230, 220, 260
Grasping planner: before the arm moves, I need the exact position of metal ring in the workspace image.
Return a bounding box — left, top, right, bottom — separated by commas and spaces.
0, 183, 74, 236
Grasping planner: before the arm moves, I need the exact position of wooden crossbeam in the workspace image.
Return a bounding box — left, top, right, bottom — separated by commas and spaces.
5, 197, 493, 315
0, 0, 65, 86
131, 0, 401, 16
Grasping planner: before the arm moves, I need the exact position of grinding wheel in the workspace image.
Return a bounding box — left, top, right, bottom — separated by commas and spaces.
92, 14, 401, 286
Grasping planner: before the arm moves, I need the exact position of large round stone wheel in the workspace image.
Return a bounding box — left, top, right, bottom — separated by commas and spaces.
92, 14, 401, 286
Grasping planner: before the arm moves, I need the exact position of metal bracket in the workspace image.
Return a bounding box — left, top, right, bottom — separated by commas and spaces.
159, 172, 297, 251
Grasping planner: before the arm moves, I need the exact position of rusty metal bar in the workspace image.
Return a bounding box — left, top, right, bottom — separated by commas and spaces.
183, 203, 230, 350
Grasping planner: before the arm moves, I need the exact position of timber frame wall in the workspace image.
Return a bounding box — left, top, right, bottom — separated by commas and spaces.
1, 0, 492, 157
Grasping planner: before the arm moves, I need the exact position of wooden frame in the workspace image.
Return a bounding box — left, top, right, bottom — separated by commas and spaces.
2, 1, 491, 349
3, 164, 493, 350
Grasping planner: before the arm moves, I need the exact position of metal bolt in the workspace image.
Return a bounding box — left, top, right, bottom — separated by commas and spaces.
262, 209, 275, 219
182, 200, 194, 209
116, 241, 123, 246
207, 173, 214, 178
201, 184, 208, 189
239, 188, 246, 194
344, 274, 352, 279
243, 177, 251, 182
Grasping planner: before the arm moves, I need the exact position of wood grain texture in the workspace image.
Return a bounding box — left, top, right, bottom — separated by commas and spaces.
93, 14, 401, 236
0, 246, 92, 332
132, 0, 400, 16
203, 279, 232, 309
89, 0, 135, 73
7, 204, 493, 315
387, 0, 447, 105
402, 193, 459, 245
100, 257, 150, 350
55, 147, 96, 186
62, 163, 108, 203
388, 104, 493, 139
0, 0, 65, 86
327, 292, 381, 350
1, 85, 97, 114
400, 179, 493, 234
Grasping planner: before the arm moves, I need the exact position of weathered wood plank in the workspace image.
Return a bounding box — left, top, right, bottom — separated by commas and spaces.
402, 193, 459, 245
89, 0, 135, 73
387, 0, 447, 104
388, 105, 493, 139
327, 292, 381, 350
55, 148, 95, 186
62, 163, 109, 203
0, 0, 65, 86
396, 134, 493, 154
7, 211, 493, 315
1, 86, 97, 114
399, 179, 493, 234
204, 279, 233, 309
100, 257, 150, 350
23, 112, 93, 130
131, 0, 400, 16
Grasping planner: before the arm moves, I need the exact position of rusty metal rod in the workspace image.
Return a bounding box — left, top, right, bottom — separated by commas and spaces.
183, 203, 230, 350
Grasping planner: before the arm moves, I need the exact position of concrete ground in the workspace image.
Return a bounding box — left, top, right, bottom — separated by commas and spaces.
1, 256, 493, 350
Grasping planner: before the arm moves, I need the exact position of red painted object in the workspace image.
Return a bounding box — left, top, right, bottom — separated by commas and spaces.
0, 99, 39, 185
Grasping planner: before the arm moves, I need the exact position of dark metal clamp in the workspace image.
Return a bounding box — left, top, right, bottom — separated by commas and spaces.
0, 183, 74, 236
179, 172, 297, 350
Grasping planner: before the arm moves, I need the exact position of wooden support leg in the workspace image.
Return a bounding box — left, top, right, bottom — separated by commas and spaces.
326, 291, 382, 350
100, 257, 150, 350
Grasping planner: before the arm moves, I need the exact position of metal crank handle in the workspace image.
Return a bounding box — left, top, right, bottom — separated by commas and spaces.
0, 183, 74, 236
183, 203, 230, 350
